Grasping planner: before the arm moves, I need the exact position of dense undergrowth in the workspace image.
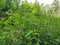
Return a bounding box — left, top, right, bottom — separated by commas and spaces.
0, 0, 60, 45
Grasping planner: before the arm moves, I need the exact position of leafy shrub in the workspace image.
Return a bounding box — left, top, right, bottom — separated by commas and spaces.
0, 0, 60, 45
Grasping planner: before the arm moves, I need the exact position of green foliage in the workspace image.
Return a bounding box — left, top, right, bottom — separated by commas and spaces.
0, 0, 6, 10
0, 0, 60, 45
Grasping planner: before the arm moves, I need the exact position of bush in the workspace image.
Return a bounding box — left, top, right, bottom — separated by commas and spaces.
0, 0, 60, 45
